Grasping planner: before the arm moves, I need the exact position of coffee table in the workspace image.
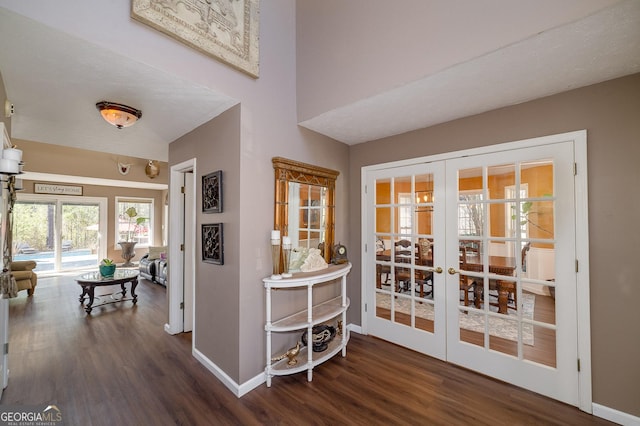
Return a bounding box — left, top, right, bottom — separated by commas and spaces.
76, 269, 139, 314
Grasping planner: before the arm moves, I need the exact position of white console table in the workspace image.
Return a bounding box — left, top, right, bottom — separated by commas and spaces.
264, 263, 351, 387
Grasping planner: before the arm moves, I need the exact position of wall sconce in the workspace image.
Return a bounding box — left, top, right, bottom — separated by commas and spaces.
96, 101, 142, 129
145, 160, 159, 179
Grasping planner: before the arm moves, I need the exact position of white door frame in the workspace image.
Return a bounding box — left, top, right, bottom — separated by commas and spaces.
361, 130, 592, 412
165, 158, 197, 336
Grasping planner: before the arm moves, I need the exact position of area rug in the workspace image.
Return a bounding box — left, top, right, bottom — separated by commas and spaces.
376, 292, 535, 345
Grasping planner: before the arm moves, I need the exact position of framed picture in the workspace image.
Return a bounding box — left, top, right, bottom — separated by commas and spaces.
131, 0, 260, 78
202, 223, 223, 265
202, 170, 222, 213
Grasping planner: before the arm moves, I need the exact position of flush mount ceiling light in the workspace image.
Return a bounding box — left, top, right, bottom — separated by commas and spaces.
96, 101, 142, 129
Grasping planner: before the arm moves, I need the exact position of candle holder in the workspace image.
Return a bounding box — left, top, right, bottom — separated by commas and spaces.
281, 237, 292, 278
270, 230, 282, 280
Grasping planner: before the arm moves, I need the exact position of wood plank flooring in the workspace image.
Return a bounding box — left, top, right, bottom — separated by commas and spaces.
0, 274, 612, 425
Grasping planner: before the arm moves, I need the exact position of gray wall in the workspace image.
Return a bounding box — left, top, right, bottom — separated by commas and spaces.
348, 73, 640, 417
170, 106, 242, 380
295, 0, 619, 121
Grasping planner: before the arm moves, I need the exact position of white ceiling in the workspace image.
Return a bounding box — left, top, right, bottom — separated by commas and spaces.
300, 0, 640, 144
0, 7, 237, 163
0, 1, 639, 161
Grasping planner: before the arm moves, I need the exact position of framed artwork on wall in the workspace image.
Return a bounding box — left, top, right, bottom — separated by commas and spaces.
131, 0, 260, 78
202, 223, 223, 265
202, 170, 222, 213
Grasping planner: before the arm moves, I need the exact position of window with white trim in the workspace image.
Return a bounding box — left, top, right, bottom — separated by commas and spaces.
398, 193, 412, 235
115, 197, 154, 248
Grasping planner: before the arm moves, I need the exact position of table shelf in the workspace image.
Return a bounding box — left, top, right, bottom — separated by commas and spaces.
270, 335, 350, 375
264, 263, 351, 387
268, 296, 350, 332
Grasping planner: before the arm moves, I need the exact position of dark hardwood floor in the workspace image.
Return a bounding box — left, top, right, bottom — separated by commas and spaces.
0, 274, 611, 425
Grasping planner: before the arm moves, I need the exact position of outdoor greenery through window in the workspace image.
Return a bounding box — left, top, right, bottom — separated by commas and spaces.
12, 195, 106, 273
458, 190, 484, 236
13, 201, 99, 255
116, 197, 153, 247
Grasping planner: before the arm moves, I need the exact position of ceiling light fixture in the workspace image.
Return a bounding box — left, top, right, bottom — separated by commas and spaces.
96, 101, 142, 129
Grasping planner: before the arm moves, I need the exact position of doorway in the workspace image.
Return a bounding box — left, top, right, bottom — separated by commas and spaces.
362, 131, 591, 410
13, 194, 107, 273
166, 159, 196, 335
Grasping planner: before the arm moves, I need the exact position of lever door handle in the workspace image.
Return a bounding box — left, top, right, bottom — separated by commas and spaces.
448, 267, 458, 275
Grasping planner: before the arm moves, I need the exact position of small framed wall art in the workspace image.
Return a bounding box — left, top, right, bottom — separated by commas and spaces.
202, 223, 223, 265
202, 170, 222, 213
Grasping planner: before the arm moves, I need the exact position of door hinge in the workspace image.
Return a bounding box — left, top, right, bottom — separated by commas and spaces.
573, 163, 577, 176
181, 186, 185, 194
365, 185, 368, 194
3, 342, 8, 355
180, 302, 184, 310
364, 303, 367, 313
577, 358, 581, 372
576, 259, 579, 273
180, 244, 185, 251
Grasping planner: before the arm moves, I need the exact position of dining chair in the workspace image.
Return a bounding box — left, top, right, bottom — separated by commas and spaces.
393, 239, 414, 293
459, 246, 477, 307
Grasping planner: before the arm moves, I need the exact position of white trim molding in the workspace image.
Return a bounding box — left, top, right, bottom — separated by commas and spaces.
166, 158, 197, 335
593, 403, 640, 426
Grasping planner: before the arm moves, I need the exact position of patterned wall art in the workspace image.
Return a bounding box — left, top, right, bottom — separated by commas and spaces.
202, 170, 222, 213
132, 0, 260, 78
202, 223, 223, 264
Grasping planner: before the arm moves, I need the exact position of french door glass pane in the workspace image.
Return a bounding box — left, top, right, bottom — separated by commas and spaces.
61, 203, 100, 270
12, 201, 55, 272
456, 158, 558, 368
374, 173, 436, 333
488, 163, 515, 200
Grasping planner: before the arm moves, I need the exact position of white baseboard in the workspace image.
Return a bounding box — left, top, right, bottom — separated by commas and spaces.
164, 322, 181, 335
192, 346, 243, 397
347, 323, 362, 335
593, 403, 640, 426
192, 346, 267, 397
191, 323, 362, 398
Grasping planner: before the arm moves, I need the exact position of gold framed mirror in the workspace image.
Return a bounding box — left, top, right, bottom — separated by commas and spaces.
272, 157, 339, 263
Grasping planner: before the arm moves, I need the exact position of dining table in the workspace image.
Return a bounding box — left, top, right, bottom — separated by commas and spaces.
375, 249, 517, 314
463, 254, 516, 314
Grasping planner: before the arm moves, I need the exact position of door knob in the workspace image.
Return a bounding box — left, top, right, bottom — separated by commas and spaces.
434, 266, 443, 274
448, 267, 458, 275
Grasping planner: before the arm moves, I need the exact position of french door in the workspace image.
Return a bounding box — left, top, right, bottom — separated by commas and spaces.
363, 132, 590, 408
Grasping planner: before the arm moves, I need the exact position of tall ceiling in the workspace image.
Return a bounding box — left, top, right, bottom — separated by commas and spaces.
0, 1, 639, 162
0, 7, 237, 163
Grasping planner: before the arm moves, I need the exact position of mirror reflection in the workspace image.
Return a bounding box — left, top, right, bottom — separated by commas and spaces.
288, 182, 327, 249
272, 157, 338, 263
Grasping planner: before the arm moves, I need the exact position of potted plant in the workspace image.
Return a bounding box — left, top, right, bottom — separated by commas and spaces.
118, 207, 147, 266
99, 258, 116, 278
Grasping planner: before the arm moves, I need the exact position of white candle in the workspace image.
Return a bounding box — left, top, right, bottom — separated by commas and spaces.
271, 230, 280, 240
282, 236, 291, 245
0, 159, 19, 174
2, 148, 22, 162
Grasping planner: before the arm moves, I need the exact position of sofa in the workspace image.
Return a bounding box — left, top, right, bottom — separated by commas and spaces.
11, 260, 38, 296
138, 246, 167, 286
